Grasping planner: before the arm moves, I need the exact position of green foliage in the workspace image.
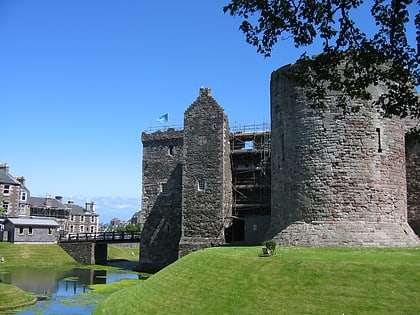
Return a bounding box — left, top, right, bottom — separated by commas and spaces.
264, 239, 277, 255
94, 247, 420, 315
0, 197, 5, 216
115, 223, 140, 233
224, 0, 420, 131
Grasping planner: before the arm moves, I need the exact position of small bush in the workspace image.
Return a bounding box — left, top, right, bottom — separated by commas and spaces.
264, 240, 277, 255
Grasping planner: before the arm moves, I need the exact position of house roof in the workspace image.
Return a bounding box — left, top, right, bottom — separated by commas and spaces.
28, 196, 66, 209
67, 204, 99, 217
5, 217, 60, 227
0, 169, 20, 185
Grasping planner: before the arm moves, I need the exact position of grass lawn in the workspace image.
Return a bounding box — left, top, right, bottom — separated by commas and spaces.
0, 243, 77, 270
94, 246, 420, 315
0, 283, 37, 311
107, 244, 139, 261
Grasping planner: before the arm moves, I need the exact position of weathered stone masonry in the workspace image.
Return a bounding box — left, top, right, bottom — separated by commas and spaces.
139, 68, 419, 273
139, 88, 234, 273
139, 129, 183, 273
406, 134, 420, 235
267, 64, 419, 247
178, 88, 232, 257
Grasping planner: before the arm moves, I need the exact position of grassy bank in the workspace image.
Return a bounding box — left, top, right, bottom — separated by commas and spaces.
0, 243, 140, 311
0, 283, 37, 311
0, 243, 78, 310
0, 243, 77, 269
94, 246, 420, 315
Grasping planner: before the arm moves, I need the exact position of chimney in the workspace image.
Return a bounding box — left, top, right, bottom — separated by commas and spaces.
0, 163, 9, 173
85, 201, 95, 212
45, 194, 52, 208
16, 176, 26, 185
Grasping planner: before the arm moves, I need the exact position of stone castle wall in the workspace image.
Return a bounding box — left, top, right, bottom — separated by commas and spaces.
179, 88, 232, 257
267, 64, 419, 246
406, 134, 420, 235
139, 129, 183, 273
139, 88, 233, 271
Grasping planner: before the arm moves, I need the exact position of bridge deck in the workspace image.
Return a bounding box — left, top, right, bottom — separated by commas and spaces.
59, 231, 141, 243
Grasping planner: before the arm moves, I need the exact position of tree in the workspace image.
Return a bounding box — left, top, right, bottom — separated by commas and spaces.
224, 0, 419, 132
115, 223, 141, 233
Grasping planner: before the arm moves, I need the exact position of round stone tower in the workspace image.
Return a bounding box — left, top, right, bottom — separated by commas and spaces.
267, 64, 419, 247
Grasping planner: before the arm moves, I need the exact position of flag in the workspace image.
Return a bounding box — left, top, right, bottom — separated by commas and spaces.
157, 113, 169, 123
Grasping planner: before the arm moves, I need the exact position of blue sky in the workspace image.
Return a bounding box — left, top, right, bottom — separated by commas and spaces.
1, 1, 418, 222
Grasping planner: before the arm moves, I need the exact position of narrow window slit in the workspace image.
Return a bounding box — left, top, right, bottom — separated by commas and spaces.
376, 128, 382, 153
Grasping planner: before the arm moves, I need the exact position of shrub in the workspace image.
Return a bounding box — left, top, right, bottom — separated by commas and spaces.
264, 239, 277, 255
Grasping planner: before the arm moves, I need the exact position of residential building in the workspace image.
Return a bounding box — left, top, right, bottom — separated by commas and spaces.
28, 196, 99, 235
2, 217, 59, 243
0, 163, 30, 216
29, 195, 70, 232
66, 200, 99, 234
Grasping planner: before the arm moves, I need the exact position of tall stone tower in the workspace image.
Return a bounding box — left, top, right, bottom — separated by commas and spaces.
267, 64, 419, 247
139, 129, 183, 273
178, 88, 233, 256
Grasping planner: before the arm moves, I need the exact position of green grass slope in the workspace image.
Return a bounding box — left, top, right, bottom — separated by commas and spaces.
0, 243, 76, 269
0, 283, 37, 311
94, 246, 420, 315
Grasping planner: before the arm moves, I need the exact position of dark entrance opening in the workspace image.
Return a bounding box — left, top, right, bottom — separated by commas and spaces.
226, 217, 244, 243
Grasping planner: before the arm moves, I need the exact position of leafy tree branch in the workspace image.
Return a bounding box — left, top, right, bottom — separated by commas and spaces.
224, 0, 419, 130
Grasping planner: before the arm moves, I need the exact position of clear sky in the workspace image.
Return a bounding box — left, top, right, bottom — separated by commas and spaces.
1, 0, 418, 204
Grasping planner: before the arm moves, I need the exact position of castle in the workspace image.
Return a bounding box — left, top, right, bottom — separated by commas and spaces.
139, 67, 419, 273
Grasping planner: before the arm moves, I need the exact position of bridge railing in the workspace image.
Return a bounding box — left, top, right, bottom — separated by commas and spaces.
59, 231, 141, 243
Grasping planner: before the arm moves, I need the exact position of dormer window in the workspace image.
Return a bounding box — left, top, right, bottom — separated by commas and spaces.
3, 185, 10, 195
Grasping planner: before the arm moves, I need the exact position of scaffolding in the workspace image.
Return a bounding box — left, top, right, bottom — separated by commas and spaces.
230, 126, 271, 218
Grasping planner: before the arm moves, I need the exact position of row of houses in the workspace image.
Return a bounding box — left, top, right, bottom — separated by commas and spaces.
0, 163, 99, 243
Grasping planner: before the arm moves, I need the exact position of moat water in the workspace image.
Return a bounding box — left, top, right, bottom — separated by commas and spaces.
0, 266, 139, 314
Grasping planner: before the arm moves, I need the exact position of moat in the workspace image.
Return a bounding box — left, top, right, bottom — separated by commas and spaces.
0, 266, 140, 314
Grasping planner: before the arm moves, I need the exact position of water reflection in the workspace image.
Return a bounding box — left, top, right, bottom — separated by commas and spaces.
0, 268, 126, 296
0, 267, 139, 315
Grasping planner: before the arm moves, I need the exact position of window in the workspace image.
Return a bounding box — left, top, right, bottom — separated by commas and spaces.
281, 134, 285, 161
19, 204, 26, 214
48, 228, 53, 235
28, 227, 33, 235
168, 145, 174, 156
160, 182, 169, 195
376, 128, 383, 153
80, 226, 84, 232
19, 189, 27, 201
81, 215, 85, 222
70, 225, 74, 233
3, 185, 10, 195
2, 202, 9, 214
70, 215, 74, 221
91, 216, 95, 223
198, 179, 206, 191
19, 227, 24, 235
244, 140, 253, 150
90, 225, 95, 233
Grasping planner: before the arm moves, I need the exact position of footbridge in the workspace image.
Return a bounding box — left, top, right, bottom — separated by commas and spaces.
58, 232, 141, 265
